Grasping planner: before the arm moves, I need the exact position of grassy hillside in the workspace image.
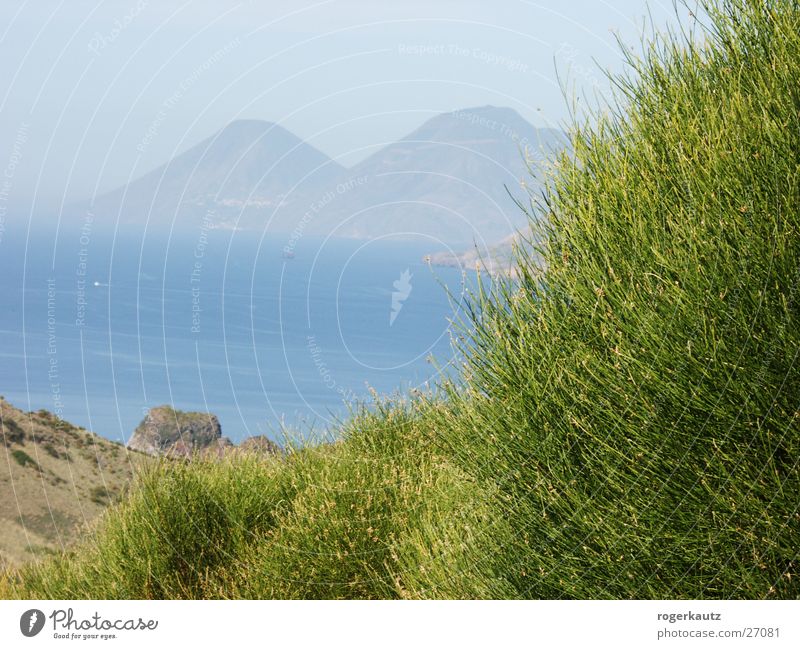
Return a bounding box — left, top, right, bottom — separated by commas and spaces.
0, 398, 146, 568
5, 0, 800, 599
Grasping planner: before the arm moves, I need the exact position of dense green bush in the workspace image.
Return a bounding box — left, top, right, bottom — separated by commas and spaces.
435, 0, 800, 598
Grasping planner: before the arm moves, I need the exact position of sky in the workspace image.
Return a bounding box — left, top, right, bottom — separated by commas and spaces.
0, 0, 697, 212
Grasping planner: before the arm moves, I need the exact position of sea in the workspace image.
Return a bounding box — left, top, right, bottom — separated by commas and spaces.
0, 218, 477, 445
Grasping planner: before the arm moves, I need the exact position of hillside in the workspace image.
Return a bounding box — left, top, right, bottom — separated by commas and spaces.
0, 398, 146, 568
6, 0, 800, 600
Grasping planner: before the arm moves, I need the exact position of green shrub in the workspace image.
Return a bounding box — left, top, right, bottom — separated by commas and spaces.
435, 0, 800, 598
11, 450, 40, 471
1, 417, 26, 445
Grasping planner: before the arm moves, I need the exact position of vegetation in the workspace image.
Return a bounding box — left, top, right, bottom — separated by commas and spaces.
5, 0, 799, 598
11, 450, 40, 471
0, 416, 26, 445
0, 398, 145, 569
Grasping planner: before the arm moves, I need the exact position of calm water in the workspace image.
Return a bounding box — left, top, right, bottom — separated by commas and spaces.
0, 220, 474, 444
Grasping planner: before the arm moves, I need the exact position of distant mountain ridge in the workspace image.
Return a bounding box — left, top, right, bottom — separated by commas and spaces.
94, 120, 343, 227
305, 106, 564, 243
88, 107, 566, 245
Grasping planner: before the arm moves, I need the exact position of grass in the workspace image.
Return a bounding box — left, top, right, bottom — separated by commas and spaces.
4, 0, 800, 599
8, 407, 511, 599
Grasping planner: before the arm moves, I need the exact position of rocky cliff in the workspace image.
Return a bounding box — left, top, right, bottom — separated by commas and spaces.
127, 405, 233, 457
128, 406, 282, 459
239, 435, 282, 456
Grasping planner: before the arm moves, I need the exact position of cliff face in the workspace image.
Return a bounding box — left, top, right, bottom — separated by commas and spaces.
127, 406, 233, 458
239, 435, 281, 456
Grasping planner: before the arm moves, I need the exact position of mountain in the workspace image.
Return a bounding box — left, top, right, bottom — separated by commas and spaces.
0, 397, 147, 568
304, 106, 564, 243
88, 108, 566, 244
91, 120, 344, 229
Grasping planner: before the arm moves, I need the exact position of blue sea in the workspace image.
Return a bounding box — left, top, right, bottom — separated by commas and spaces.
0, 219, 475, 445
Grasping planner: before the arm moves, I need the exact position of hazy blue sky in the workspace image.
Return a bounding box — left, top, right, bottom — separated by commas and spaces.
0, 0, 696, 210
